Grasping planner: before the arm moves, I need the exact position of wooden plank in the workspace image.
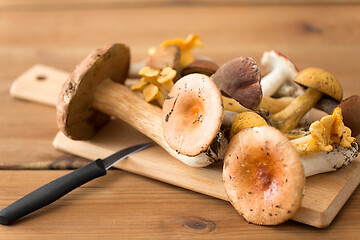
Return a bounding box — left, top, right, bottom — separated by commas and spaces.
1, 170, 360, 239
1, 0, 360, 12
10, 64, 360, 227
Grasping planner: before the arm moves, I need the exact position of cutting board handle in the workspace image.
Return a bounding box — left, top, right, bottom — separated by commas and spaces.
10, 64, 69, 107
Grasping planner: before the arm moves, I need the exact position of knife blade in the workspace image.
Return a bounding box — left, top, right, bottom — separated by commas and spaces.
0, 142, 153, 225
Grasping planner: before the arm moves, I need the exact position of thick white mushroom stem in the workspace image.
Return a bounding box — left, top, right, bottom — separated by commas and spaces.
260, 50, 299, 97
93, 78, 226, 167
291, 135, 359, 177
270, 88, 323, 132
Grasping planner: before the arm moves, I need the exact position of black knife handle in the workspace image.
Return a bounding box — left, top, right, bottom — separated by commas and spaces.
0, 159, 106, 225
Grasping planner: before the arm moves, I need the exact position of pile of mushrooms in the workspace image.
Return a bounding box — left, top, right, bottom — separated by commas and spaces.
57, 35, 359, 226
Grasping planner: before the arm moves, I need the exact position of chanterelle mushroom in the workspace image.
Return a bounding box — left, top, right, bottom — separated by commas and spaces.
270, 67, 343, 132
131, 66, 177, 107
315, 95, 360, 137
161, 34, 204, 69
162, 73, 227, 158
223, 126, 305, 225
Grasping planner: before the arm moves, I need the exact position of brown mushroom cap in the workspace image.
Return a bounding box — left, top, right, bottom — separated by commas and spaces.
181, 58, 219, 77
57, 43, 130, 140
212, 57, 262, 110
162, 73, 223, 156
145, 45, 180, 70
295, 67, 343, 101
338, 95, 360, 137
223, 126, 305, 225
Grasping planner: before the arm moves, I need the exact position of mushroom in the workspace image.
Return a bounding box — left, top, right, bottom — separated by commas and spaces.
269, 67, 343, 132
222, 95, 294, 115
223, 126, 305, 225
57, 43, 217, 167
145, 44, 181, 72
260, 50, 304, 98
314, 95, 360, 137
290, 107, 358, 176
162, 73, 228, 159
223, 123, 359, 225
212, 57, 262, 110
131, 66, 177, 107
161, 34, 204, 69
181, 58, 219, 77
230, 112, 268, 138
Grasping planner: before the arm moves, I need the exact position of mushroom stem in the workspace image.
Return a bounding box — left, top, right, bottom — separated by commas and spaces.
314, 95, 339, 114
270, 88, 323, 132
261, 68, 290, 97
290, 135, 359, 177
93, 78, 222, 167
223, 96, 293, 114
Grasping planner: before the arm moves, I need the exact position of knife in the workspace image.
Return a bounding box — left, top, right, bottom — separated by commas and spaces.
0, 142, 153, 225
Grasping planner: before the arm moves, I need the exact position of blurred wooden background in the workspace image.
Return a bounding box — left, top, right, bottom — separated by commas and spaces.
1, 1, 360, 239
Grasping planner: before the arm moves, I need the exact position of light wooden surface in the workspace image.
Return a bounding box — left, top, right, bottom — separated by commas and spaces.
10, 64, 360, 227
1, 1, 360, 238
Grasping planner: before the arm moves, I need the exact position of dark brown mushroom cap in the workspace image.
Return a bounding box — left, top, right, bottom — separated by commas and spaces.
57, 43, 130, 140
212, 57, 262, 110
338, 95, 360, 137
181, 58, 219, 77
223, 126, 305, 225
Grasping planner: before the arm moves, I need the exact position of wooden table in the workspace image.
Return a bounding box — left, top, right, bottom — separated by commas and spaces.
1, 1, 360, 239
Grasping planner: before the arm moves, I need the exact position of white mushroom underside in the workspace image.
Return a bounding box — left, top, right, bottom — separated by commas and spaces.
166, 130, 228, 167
301, 142, 359, 177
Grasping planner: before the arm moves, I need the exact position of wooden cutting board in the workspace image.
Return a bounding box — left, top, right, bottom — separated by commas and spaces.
10, 64, 360, 228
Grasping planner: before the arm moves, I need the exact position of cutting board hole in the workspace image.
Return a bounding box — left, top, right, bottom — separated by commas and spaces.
36, 75, 47, 81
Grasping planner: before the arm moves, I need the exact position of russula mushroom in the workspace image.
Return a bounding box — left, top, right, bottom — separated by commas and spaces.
269, 67, 343, 132
260, 50, 304, 98
162, 73, 228, 159
230, 112, 268, 138
223, 126, 305, 225
57, 43, 217, 167
314, 95, 360, 137
181, 58, 219, 77
212, 57, 262, 110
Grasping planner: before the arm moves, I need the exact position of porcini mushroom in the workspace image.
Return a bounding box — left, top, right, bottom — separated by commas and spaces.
57, 43, 218, 167
145, 44, 181, 72
212, 57, 262, 110
222, 95, 294, 115
223, 126, 305, 225
181, 58, 219, 77
269, 67, 343, 132
260, 50, 303, 97
162, 73, 228, 158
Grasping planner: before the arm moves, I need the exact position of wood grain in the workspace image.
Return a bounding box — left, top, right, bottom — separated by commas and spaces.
2, 1, 360, 237
1, 170, 360, 239
10, 64, 360, 227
